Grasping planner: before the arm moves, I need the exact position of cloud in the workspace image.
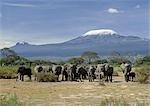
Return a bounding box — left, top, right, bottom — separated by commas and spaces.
3, 2, 36, 7
135, 5, 140, 9
107, 8, 120, 14
0, 41, 15, 49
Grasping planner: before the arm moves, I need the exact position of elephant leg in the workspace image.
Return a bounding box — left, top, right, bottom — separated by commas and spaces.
62, 74, 64, 81
92, 75, 94, 81
100, 74, 101, 79
131, 76, 133, 81
28, 75, 31, 80
88, 76, 91, 82
65, 75, 68, 81
74, 74, 76, 81
21, 75, 24, 81
127, 75, 129, 82
109, 76, 112, 82
19, 74, 21, 80
57, 75, 59, 81
105, 76, 108, 82
34, 74, 37, 81
71, 74, 73, 81
80, 74, 83, 82
125, 75, 128, 82
68, 75, 71, 81
128, 75, 131, 81
78, 74, 81, 82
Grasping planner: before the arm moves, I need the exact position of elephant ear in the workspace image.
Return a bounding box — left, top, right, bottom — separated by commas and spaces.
38, 66, 43, 72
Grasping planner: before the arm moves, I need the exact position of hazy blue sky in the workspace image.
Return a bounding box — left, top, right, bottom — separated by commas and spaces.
0, 0, 149, 48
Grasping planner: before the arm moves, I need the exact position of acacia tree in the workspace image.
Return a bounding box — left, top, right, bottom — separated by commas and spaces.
81, 51, 99, 64
108, 51, 131, 64
67, 57, 84, 65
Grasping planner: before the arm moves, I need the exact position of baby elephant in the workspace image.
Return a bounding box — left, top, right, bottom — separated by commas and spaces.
128, 72, 136, 81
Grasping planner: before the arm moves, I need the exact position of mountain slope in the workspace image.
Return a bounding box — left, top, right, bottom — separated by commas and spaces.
9, 29, 150, 58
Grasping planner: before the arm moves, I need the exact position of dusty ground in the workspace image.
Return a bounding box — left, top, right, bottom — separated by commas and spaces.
0, 74, 150, 106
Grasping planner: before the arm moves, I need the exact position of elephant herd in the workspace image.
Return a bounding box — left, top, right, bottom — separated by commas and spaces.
17, 62, 136, 82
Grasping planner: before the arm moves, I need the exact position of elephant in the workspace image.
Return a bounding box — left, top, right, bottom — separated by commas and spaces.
88, 66, 96, 82
62, 65, 68, 81
54, 65, 62, 81
120, 63, 132, 82
34, 65, 53, 81
95, 64, 105, 80
16, 65, 32, 81
128, 71, 136, 81
76, 66, 88, 82
70, 64, 77, 81
104, 64, 113, 82
95, 64, 113, 82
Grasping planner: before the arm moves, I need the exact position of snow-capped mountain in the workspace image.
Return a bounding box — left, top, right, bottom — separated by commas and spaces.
16, 42, 28, 45
8, 29, 150, 59
83, 29, 118, 36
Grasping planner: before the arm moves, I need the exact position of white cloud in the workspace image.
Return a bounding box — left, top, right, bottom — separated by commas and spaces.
0, 41, 15, 49
107, 8, 120, 14
135, 5, 140, 9
3, 2, 36, 7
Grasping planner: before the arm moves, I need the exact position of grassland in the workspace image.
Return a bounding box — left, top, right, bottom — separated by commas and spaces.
0, 65, 150, 105
0, 75, 150, 106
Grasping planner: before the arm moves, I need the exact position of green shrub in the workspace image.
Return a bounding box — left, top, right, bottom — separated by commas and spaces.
0, 66, 17, 79
0, 94, 22, 106
0, 94, 35, 106
134, 55, 150, 66
135, 66, 150, 84
100, 98, 150, 106
37, 72, 58, 82
0, 66, 35, 79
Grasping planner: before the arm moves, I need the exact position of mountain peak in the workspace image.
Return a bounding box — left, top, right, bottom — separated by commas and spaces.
16, 42, 29, 46
83, 29, 118, 36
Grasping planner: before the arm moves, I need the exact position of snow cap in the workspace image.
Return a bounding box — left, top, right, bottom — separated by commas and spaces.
83, 29, 118, 36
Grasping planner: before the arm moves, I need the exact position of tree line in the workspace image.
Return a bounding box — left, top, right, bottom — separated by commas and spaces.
0, 48, 149, 66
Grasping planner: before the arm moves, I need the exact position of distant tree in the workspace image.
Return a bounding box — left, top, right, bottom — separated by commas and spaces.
134, 55, 150, 65
126, 51, 137, 62
33, 60, 54, 65
67, 57, 84, 65
143, 55, 150, 63
81, 51, 99, 64
94, 59, 108, 64
134, 57, 143, 65
108, 51, 131, 65
57, 61, 66, 65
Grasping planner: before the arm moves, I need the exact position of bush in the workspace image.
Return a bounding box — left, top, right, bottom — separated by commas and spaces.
134, 55, 150, 66
0, 94, 22, 106
100, 98, 150, 106
0, 66, 17, 79
135, 66, 150, 84
0, 94, 35, 106
37, 72, 58, 82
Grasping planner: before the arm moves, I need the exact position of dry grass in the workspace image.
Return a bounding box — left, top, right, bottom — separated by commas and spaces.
0, 75, 150, 106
